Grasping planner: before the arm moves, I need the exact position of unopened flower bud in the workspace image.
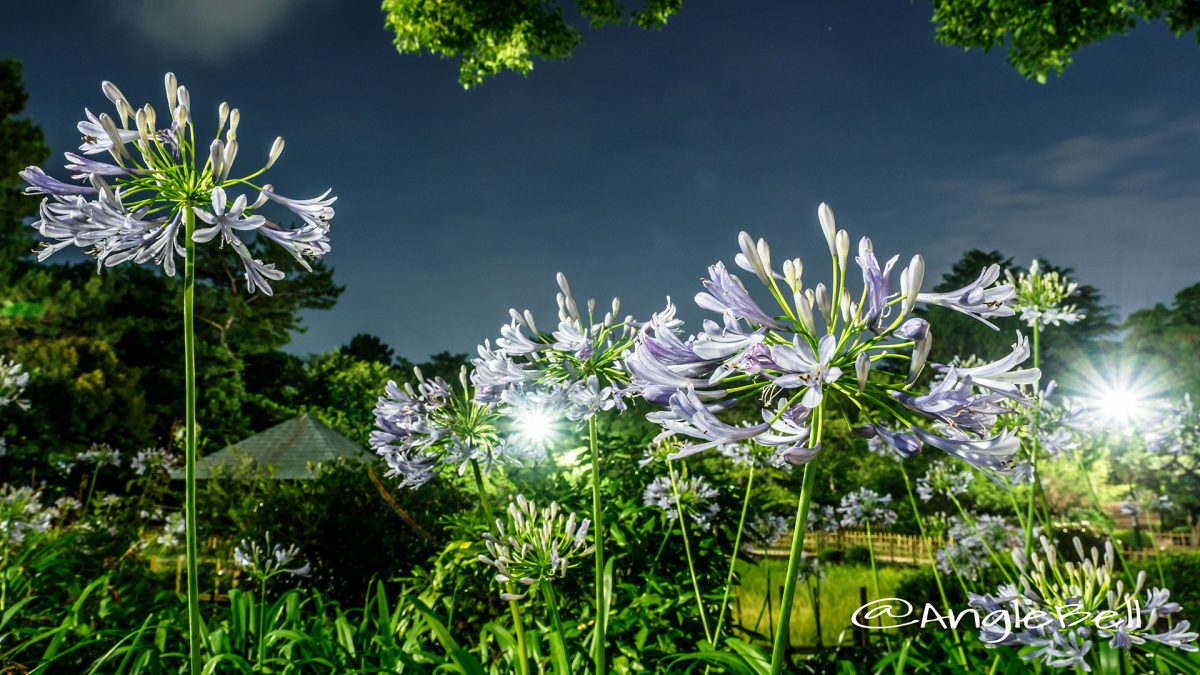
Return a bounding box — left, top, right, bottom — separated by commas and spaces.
218, 102, 230, 132
209, 139, 224, 178
836, 230, 850, 270
266, 136, 285, 168
221, 140, 238, 182
164, 72, 178, 110
818, 202, 836, 255
855, 352, 870, 393
796, 292, 817, 334
228, 108, 241, 141
815, 283, 831, 324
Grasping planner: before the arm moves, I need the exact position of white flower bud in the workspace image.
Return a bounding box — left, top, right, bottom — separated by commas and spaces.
902, 255, 924, 315
523, 309, 539, 334
855, 352, 870, 393
228, 108, 241, 141
176, 86, 190, 115
221, 140, 238, 182
815, 283, 831, 324
266, 136, 285, 168
209, 139, 224, 179
587, 297, 596, 316
556, 272, 572, 300
840, 291, 851, 323
908, 330, 932, 385
98, 113, 130, 160
251, 185, 271, 209
836, 230, 850, 271
795, 292, 817, 335
143, 104, 157, 132
218, 102, 230, 133
164, 73, 178, 110
818, 202, 837, 255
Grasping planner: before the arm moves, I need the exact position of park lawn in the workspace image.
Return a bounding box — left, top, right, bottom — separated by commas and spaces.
733, 558, 910, 647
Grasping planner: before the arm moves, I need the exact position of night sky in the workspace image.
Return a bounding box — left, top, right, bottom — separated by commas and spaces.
7, 1, 1200, 360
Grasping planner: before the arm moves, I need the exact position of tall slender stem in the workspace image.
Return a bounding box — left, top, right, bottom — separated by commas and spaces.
1024, 320, 1042, 553
865, 521, 880, 601
183, 207, 202, 675
712, 465, 755, 643
257, 579, 267, 668
541, 583, 570, 674
769, 404, 822, 674
667, 459, 713, 644
588, 416, 607, 675
470, 461, 529, 675
899, 469, 967, 668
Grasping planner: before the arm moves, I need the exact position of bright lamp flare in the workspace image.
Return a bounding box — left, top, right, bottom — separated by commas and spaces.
1091, 374, 1160, 430
513, 406, 557, 445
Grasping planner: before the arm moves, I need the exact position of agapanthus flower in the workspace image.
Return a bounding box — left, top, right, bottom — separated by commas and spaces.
153, 511, 187, 549
371, 366, 527, 489
836, 488, 897, 529
1144, 394, 1197, 455
0, 357, 30, 410
478, 495, 593, 600
628, 203, 1034, 484
969, 536, 1198, 668
643, 474, 721, 530
73, 443, 122, 469
937, 513, 1021, 581
232, 531, 311, 580
1006, 259, 1086, 328
19, 74, 334, 296
131, 447, 178, 476
916, 459, 974, 502
472, 273, 634, 425
0, 485, 60, 545
746, 513, 791, 550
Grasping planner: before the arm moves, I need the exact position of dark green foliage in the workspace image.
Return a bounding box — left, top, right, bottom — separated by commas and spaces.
342, 332, 396, 366
1125, 282, 1200, 398
931, 0, 1200, 83
381, 0, 684, 87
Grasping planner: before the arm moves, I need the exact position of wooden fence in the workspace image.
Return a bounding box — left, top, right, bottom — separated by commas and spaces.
752, 530, 943, 564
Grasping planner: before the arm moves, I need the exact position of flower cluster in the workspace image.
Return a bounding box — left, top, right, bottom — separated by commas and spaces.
0, 357, 29, 411
0, 485, 62, 545
20, 74, 334, 295
642, 474, 721, 531
472, 273, 633, 426
970, 536, 1198, 669
937, 513, 1022, 581
478, 495, 593, 600
233, 532, 311, 581
1006, 259, 1085, 327
837, 488, 897, 530
916, 459, 974, 502
627, 203, 1035, 483
746, 512, 790, 550
1144, 394, 1197, 455
72, 443, 122, 469
371, 367, 525, 488
131, 447, 179, 477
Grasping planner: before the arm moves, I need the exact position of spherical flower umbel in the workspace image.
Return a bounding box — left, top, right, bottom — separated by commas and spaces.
836, 488, 897, 530
232, 531, 311, 581
472, 273, 634, 424
370, 366, 525, 489
19, 73, 334, 296
0, 357, 30, 411
969, 536, 1198, 668
1006, 259, 1086, 327
627, 203, 1038, 484
643, 473, 721, 531
478, 495, 593, 600
916, 459, 974, 502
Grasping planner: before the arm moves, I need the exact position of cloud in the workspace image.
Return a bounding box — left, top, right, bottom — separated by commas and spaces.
110, 0, 329, 63
917, 115, 1200, 315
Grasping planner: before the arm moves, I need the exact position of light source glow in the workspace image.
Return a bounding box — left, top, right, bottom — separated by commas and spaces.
513, 407, 557, 445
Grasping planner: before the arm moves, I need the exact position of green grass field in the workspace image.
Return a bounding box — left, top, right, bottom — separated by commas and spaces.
732, 558, 910, 647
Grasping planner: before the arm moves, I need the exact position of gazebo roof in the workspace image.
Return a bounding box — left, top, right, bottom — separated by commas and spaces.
174, 413, 370, 480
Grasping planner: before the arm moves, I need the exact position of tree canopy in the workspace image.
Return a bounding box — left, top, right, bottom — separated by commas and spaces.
381, 0, 683, 87
931, 0, 1200, 83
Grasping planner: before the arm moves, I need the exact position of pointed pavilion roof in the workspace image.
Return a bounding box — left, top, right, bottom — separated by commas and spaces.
175, 413, 370, 480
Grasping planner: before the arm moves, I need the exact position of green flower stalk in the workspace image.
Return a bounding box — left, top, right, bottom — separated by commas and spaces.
19, 73, 336, 674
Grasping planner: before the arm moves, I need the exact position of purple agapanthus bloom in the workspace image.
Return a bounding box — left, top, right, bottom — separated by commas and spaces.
768, 335, 843, 407
917, 264, 1015, 329
933, 332, 1041, 399
19, 74, 335, 296
695, 261, 786, 330
855, 236, 899, 330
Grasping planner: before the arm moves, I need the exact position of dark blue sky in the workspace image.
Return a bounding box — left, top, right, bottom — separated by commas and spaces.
8, 1, 1200, 359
